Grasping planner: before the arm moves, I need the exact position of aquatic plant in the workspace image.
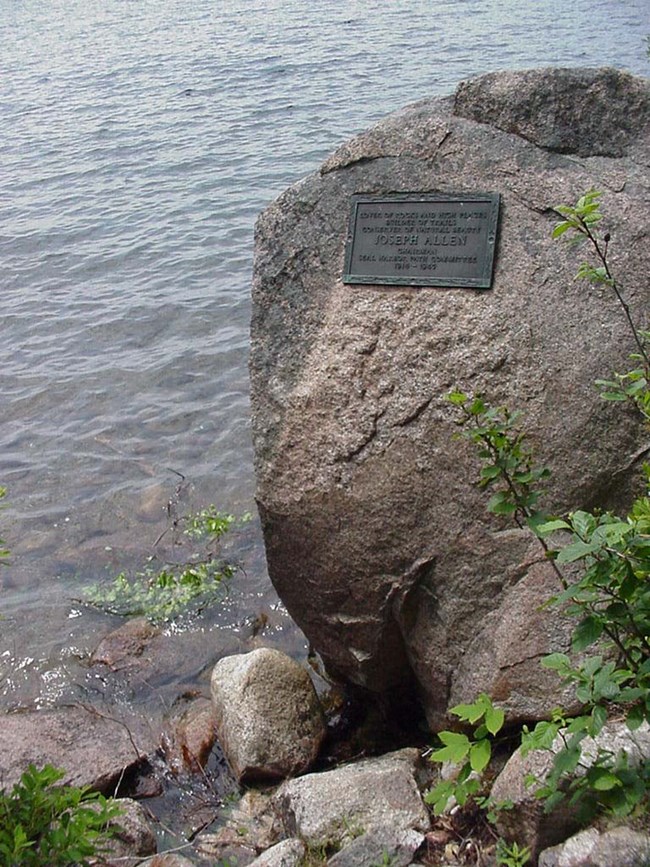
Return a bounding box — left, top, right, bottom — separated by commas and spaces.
83, 504, 249, 624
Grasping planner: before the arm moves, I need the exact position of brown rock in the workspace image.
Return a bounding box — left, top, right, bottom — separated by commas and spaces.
449, 551, 581, 723
161, 695, 217, 774
91, 618, 160, 669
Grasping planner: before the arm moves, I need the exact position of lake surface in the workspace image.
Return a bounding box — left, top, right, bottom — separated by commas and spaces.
1, 0, 649, 714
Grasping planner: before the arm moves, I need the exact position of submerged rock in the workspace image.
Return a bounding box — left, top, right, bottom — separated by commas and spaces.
250, 66, 650, 727
91, 617, 160, 670
210, 648, 325, 782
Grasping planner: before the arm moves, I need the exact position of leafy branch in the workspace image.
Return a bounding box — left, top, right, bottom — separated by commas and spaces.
425, 693, 505, 815
0, 764, 122, 866
553, 190, 649, 368
447, 392, 567, 589
440, 191, 650, 828
554, 190, 650, 422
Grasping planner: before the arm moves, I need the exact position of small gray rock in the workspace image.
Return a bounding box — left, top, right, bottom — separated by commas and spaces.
248, 838, 306, 867
491, 721, 650, 858
99, 797, 157, 866
328, 827, 424, 867
538, 826, 650, 866
221, 789, 281, 852
274, 748, 429, 847
210, 648, 325, 782
193, 833, 258, 867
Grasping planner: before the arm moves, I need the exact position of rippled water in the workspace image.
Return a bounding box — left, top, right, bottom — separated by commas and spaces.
1, 0, 649, 711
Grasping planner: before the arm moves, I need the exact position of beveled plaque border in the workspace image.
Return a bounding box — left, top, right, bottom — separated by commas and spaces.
343, 192, 501, 289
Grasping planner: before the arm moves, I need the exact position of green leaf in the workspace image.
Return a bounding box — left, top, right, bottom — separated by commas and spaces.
429, 732, 471, 764
538, 519, 572, 534
485, 704, 505, 736
554, 746, 581, 776
552, 221, 573, 238
600, 391, 628, 402
572, 615, 604, 652
424, 780, 455, 815
487, 492, 518, 515
626, 704, 645, 731
469, 739, 491, 773
570, 510, 597, 538
556, 539, 599, 563
589, 768, 622, 791
447, 390, 468, 407
479, 465, 502, 483
541, 653, 572, 673
449, 703, 481, 724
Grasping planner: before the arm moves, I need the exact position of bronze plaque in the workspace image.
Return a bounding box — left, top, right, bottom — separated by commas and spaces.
343, 192, 500, 288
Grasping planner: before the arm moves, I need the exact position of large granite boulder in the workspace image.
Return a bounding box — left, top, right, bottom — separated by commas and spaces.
250, 67, 650, 729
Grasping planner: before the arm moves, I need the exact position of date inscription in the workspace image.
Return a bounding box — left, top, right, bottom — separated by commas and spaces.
343, 193, 500, 288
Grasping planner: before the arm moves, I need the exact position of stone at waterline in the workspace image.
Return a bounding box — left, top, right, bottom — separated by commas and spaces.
210, 648, 326, 782
250, 67, 650, 729
158, 693, 218, 777
98, 797, 158, 867
0, 706, 155, 794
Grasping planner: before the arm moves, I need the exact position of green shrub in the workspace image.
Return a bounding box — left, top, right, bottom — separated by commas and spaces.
435, 191, 650, 825
425, 693, 504, 815
0, 764, 121, 866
